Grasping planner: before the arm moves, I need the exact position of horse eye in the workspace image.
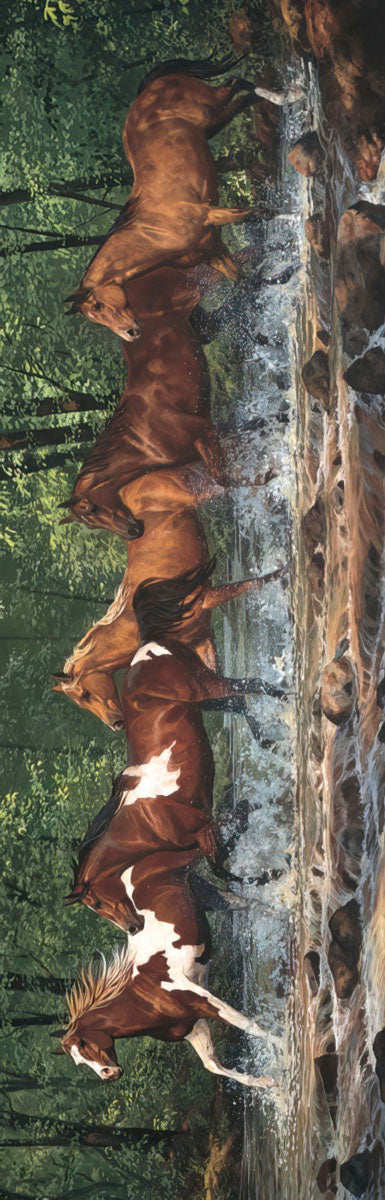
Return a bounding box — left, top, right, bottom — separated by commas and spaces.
89, 504, 98, 515
82, 690, 91, 701
93, 301, 102, 312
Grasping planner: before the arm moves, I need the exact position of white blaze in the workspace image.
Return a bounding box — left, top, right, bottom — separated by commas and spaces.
131, 641, 171, 665
121, 742, 180, 805
70, 1044, 106, 1078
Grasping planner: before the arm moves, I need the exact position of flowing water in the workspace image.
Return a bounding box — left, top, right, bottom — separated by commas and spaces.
205, 51, 385, 1198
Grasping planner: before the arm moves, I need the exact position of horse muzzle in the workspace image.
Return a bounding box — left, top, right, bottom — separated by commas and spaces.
101, 1065, 123, 1081
121, 323, 142, 342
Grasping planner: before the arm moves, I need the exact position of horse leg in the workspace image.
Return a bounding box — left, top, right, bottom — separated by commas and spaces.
202, 569, 286, 613
204, 205, 251, 228
165, 976, 277, 1042
185, 1019, 274, 1088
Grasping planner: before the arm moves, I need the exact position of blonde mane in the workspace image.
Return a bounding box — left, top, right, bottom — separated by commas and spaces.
65, 941, 135, 1033
64, 576, 133, 672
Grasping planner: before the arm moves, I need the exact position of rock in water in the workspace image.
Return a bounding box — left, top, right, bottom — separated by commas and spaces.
288, 131, 323, 176
320, 656, 355, 725
302, 350, 330, 408
316, 1157, 337, 1195
340, 1149, 372, 1197
373, 1029, 385, 1102
344, 347, 385, 395
305, 213, 330, 257
329, 900, 362, 958
304, 949, 320, 995
302, 498, 325, 556
328, 941, 359, 999
336, 202, 385, 354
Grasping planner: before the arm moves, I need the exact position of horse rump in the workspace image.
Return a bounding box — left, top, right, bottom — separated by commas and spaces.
137, 53, 244, 95
132, 557, 216, 644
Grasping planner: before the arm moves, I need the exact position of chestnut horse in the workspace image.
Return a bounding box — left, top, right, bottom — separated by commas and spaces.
58, 313, 220, 539
64, 56, 262, 338
52, 526, 284, 729
62, 562, 285, 923
54, 929, 276, 1087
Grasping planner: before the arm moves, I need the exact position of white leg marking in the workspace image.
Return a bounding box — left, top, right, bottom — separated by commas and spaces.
186, 1020, 274, 1088
254, 85, 303, 106
162, 976, 275, 1040
121, 742, 180, 804
131, 641, 172, 665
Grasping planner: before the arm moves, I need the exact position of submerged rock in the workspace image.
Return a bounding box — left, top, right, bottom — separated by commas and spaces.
288, 131, 323, 176
308, 552, 325, 612
344, 347, 385, 395
373, 1028, 385, 1102
304, 949, 320, 995
316, 1156, 337, 1195
340, 1149, 372, 1197
302, 497, 325, 556
336, 202, 385, 354
320, 656, 355, 725
302, 350, 330, 409
329, 899, 362, 958
305, 213, 330, 258
327, 941, 359, 999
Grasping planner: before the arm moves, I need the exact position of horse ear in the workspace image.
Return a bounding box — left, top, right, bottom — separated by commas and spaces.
64, 882, 88, 905
50, 1028, 67, 1038
52, 672, 70, 681
57, 500, 74, 510
59, 515, 76, 525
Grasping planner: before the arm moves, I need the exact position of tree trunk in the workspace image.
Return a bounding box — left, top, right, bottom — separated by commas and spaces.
0, 176, 128, 207
36, 393, 112, 416
2, 1115, 183, 1149
0, 423, 98, 453
3, 1014, 61, 1028
0, 233, 103, 258
4, 973, 68, 995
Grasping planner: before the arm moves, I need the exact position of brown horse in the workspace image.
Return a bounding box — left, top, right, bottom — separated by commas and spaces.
62, 562, 285, 921
58, 313, 221, 539
52, 528, 284, 729
58, 307, 275, 538
53, 929, 276, 1087
64, 56, 261, 338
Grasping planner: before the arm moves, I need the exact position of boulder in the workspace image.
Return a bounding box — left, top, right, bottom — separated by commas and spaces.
305, 213, 330, 257
373, 1028, 385, 1102
316, 1157, 337, 1195
329, 900, 362, 959
304, 949, 320, 995
302, 350, 330, 409
288, 131, 323, 176
320, 656, 355, 725
344, 347, 385, 395
336, 203, 385, 353
328, 941, 359, 1000
302, 498, 325, 556
340, 1149, 372, 1197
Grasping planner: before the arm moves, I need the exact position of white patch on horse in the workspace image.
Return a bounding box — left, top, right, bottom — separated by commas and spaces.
121, 867, 200, 982
186, 1019, 274, 1089
121, 742, 180, 804
131, 641, 172, 665
70, 1044, 106, 1078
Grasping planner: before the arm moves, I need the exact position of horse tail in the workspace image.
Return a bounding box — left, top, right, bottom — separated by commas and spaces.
133, 558, 216, 645
137, 54, 243, 95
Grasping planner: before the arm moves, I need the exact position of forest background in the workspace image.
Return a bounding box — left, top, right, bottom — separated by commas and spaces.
0, 1, 284, 1196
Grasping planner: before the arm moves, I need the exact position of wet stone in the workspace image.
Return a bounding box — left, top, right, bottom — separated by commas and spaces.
340, 1149, 372, 1197
328, 941, 359, 1000
320, 655, 355, 725
302, 497, 325, 556
329, 900, 362, 959
302, 350, 330, 409
304, 949, 320, 995
344, 347, 385, 395
373, 1029, 385, 1103
305, 213, 330, 258
288, 131, 323, 177
336, 202, 385, 353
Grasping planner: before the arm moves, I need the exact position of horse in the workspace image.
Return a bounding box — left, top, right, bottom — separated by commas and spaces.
53, 921, 276, 1088
58, 312, 220, 539
52, 527, 284, 730
62, 560, 285, 924
58, 302, 277, 539
63, 55, 264, 338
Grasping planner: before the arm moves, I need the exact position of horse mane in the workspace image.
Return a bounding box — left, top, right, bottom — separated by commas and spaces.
65, 941, 135, 1032
137, 54, 242, 95
64, 577, 132, 673
133, 557, 216, 645
72, 771, 126, 885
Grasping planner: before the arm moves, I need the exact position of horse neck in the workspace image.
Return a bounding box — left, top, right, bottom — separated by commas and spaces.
69, 581, 136, 675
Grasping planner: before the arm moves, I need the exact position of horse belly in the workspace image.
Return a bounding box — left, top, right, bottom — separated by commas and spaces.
127, 122, 218, 206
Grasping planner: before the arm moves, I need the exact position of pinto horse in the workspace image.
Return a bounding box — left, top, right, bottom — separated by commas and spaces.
62, 561, 285, 925
64, 56, 262, 338
52, 524, 284, 729
54, 920, 276, 1088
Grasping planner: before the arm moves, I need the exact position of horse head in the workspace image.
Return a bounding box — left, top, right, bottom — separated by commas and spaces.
52, 668, 124, 731
58, 496, 144, 541
64, 282, 142, 342
59, 1027, 122, 1081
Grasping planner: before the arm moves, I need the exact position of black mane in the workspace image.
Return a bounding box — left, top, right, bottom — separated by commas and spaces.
133, 557, 216, 645
72, 771, 125, 886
